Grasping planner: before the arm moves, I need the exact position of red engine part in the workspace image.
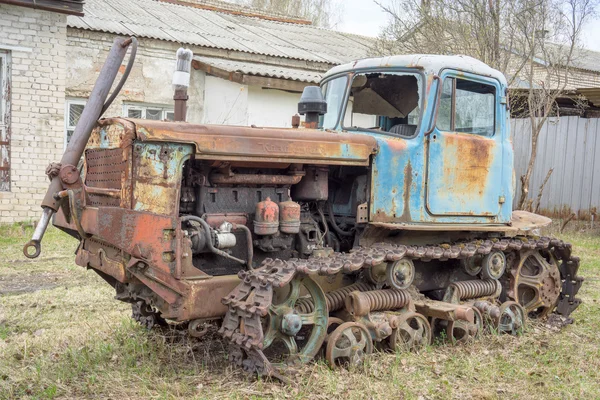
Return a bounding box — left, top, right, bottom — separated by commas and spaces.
279, 201, 301, 234
254, 197, 279, 235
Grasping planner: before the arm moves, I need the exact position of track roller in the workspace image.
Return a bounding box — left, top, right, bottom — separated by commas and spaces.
481, 251, 507, 280
326, 322, 373, 368
388, 311, 431, 352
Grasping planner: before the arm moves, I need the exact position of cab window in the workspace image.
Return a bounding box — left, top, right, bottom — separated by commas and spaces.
343, 72, 423, 138
437, 77, 496, 136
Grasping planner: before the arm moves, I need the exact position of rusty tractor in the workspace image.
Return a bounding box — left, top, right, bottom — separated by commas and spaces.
25, 37, 583, 377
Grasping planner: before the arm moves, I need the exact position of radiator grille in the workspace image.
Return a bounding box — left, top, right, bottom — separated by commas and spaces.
85, 148, 125, 207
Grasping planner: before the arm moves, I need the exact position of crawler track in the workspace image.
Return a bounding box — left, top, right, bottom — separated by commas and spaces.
218, 236, 583, 376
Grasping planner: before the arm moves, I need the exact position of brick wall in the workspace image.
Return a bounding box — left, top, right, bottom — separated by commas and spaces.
0, 4, 67, 223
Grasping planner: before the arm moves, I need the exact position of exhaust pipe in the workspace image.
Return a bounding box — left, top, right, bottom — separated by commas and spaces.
173, 48, 193, 122
23, 36, 138, 259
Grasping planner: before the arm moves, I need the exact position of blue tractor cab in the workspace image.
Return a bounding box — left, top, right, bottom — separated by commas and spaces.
320, 55, 519, 230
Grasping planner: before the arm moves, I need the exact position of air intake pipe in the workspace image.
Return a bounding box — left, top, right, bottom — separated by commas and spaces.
23, 36, 138, 259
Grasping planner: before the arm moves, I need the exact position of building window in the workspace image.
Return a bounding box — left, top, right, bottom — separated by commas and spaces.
123, 104, 175, 121
0, 51, 10, 192
65, 99, 86, 148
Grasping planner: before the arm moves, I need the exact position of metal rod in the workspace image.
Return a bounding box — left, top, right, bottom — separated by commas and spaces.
23, 207, 53, 258
42, 36, 135, 212
24, 36, 137, 259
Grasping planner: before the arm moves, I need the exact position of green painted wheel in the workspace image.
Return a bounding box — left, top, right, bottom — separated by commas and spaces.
262, 274, 328, 366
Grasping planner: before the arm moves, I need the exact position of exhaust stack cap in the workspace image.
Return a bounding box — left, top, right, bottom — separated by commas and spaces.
173, 48, 193, 90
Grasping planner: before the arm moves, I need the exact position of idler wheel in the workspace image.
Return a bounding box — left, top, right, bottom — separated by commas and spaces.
496, 301, 526, 335
261, 274, 328, 366
481, 251, 507, 280
388, 312, 431, 352
326, 322, 373, 368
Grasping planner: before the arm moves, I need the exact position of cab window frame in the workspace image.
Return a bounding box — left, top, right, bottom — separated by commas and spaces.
436, 71, 499, 137
320, 67, 426, 139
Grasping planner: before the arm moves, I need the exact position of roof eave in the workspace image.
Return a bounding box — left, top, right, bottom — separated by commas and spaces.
192, 58, 315, 92
0, 0, 84, 16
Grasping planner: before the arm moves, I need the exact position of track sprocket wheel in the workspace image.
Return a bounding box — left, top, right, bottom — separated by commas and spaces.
326, 322, 373, 368
388, 312, 431, 352
508, 250, 561, 318
260, 274, 328, 367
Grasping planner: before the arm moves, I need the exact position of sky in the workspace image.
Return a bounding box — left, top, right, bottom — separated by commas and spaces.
336, 0, 600, 52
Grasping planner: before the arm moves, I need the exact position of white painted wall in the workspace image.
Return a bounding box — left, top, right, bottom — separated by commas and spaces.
203, 78, 303, 128
247, 87, 300, 128
203, 76, 249, 125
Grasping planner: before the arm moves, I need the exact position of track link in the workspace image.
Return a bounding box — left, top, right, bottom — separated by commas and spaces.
218, 236, 583, 376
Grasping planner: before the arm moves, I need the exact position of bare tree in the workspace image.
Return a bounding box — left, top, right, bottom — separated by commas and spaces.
374, 0, 597, 210
234, 0, 344, 28
515, 0, 596, 209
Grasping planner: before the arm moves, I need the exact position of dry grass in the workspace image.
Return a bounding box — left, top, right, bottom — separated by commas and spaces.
0, 222, 599, 399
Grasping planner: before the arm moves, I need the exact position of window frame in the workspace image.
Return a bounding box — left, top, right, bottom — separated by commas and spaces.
122, 103, 175, 121
0, 51, 11, 192
320, 67, 426, 139
319, 75, 349, 131
65, 98, 87, 149
436, 72, 498, 137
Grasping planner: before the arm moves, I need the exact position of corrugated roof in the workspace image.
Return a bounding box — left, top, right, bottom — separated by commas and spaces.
194, 56, 324, 83
537, 43, 600, 74
67, 0, 375, 65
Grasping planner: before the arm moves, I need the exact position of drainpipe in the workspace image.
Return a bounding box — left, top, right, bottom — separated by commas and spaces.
173, 48, 193, 122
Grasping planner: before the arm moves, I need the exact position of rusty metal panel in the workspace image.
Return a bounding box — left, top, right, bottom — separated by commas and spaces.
96, 208, 177, 273
426, 132, 501, 216
130, 119, 377, 166
84, 119, 136, 208
131, 142, 194, 215
85, 148, 124, 207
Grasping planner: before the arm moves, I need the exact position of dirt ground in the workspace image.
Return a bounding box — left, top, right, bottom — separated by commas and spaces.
0, 222, 599, 399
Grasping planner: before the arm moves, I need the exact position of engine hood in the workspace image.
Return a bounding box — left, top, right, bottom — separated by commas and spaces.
91, 118, 379, 166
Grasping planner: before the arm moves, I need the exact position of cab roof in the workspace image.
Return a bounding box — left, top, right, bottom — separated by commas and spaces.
323, 54, 507, 85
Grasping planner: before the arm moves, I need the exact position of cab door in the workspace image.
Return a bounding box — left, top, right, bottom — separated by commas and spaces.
425, 72, 505, 217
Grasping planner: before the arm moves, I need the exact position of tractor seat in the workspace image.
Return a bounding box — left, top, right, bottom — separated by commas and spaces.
389, 124, 417, 137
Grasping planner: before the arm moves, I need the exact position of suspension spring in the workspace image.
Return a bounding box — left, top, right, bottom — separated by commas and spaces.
346, 289, 412, 316
295, 282, 375, 314
446, 279, 502, 302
